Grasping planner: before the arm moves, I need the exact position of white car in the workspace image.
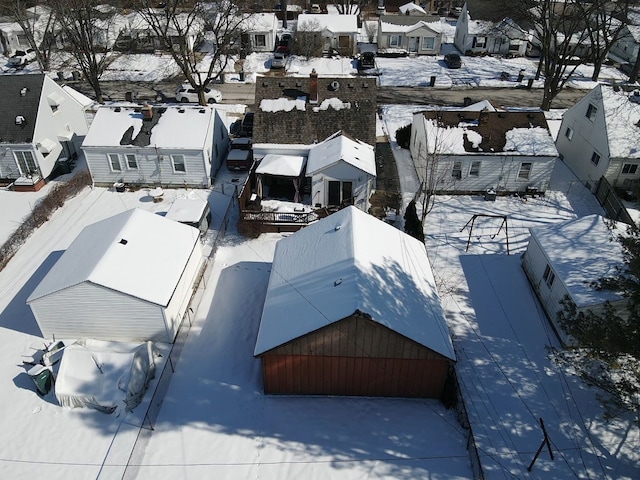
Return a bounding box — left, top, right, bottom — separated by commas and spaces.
175, 84, 223, 104
271, 52, 286, 69
9, 48, 36, 67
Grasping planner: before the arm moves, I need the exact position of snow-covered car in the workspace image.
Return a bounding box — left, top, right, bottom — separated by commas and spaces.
271, 52, 286, 69
175, 84, 222, 104
9, 48, 36, 67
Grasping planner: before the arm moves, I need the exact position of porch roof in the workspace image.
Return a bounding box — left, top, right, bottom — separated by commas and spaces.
256, 154, 306, 177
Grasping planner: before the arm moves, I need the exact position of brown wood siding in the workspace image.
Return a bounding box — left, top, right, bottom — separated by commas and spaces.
260, 313, 452, 398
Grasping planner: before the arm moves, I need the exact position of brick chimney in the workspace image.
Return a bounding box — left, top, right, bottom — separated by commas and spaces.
309, 69, 318, 104
141, 104, 153, 120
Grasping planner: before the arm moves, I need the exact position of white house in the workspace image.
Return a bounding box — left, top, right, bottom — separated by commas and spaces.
0, 74, 90, 190
556, 85, 640, 192
377, 14, 444, 55
410, 107, 558, 194
239, 12, 278, 53
522, 214, 626, 344
454, 4, 527, 56
27, 208, 204, 343
307, 132, 376, 210
0, 21, 30, 56
608, 24, 640, 73
82, 104, 229, 188
296, 13, 359, 56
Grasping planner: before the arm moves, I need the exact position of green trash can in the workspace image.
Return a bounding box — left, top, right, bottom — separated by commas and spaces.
28, 364, 54, 395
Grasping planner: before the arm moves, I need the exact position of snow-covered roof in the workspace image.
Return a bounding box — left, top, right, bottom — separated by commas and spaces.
27, 208, 200, 307
255, 154, 306, 177
62, 85, 94, 108
399, 2, 427, 15
307, 133, 376, 176
239, 12, 277, 32
297, 13, 357, 33
380, 20, 445, 34
628, 24, 640, 41
420, 110, 558, 156
165, 198, 208, 224
597, 85, 640, 159
254, 206, 455, 360
529, 214, 625, 307
82, 105, 215, 150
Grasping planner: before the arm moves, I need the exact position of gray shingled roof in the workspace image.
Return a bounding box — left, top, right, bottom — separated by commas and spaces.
253, 75, 377, 147
0, 74, 44, 143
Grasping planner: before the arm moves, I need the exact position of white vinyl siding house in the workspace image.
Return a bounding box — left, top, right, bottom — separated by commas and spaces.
307, 133, 376, 211
240, 12, 278, 53
82, 105, 229, 187
377, 15, 444, 55
27, 209, 204, 343
556, 85, 640, 192
410, 108, 558, 194
454, 5, 527, 56
0, 74, 90, 186
296, 14, 358, 56
522, 215, 626, 345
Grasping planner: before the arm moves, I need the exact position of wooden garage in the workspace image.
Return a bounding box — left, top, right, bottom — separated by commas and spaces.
254, 206, 455, 398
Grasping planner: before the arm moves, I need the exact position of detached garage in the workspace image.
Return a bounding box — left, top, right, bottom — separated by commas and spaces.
254, 206, 455, 398
27, 208, 204, 343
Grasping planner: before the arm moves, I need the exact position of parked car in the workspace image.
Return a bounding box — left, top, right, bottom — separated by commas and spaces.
452, 7, 463, 17
444, 53, 462, 69
226, 137, 253, 171
175, 83, 222, 104
358, 52, 376, 70
279, 32, 293, 48
9, 48, 36, 67
275, 45, 290, 56
271, 52, 286, 69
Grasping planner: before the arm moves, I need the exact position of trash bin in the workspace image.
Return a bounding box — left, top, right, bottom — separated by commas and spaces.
527, 78, 534, 89
28, 364, 54, 395
485, 189, 497, 201
239, 70, 245, 81
429, 75, 436, 87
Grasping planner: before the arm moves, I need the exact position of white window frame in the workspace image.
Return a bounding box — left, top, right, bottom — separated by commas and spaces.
108, 153, 122, 172
543, 264, 555, 288
565, 127, 573, 140
473, 36, 486, 48
389, 35, 401, 48
622, 163, 638, 175
422, 37, 435, 50
518, 162, 532, 180
254, 34, 266, 48
14, 150, 38, 175
126, 153, 138, 170
586, 103, 597, 121
469, 160, 481, 177
171, 154, 186, 173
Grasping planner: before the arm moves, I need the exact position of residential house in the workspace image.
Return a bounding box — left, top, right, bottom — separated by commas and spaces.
410, 106, 558, 194
522, 214, 625, 345
296, 13, 358, 56
27, 208, 204, 343
398, 2, 427, 15
454, 4, 527, 56
377, 14, 444, 55
608, 24, 640, 74
82, 104, 229, 188
254, 206, 456, 398
0, 21, 30, 57
115, 11, 204, 53
0, 74, 90, 190
555, 85, 640, 193
238, 12, 278, 54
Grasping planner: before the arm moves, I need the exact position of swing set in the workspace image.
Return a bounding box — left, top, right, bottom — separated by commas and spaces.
460, 214, 510, 254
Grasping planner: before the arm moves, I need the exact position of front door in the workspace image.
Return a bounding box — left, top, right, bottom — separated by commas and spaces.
408, 37, 418, 53
328, 181, 340, 206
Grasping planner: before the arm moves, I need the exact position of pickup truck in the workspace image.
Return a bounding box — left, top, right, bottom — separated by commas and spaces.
226, 138, 253, 171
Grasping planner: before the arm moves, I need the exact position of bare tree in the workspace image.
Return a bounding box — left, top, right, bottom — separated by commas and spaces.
49, 0, 122, 103
296, 19, 324, 60
0, 1, 58, 71
334, 0, 362, 15
131, 0, 249, 106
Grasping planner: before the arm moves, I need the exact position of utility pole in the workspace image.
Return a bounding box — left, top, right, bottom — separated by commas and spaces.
527, 417, 554, 472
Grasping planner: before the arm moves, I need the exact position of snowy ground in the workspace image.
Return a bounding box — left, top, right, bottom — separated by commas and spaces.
1, 29, 639, 480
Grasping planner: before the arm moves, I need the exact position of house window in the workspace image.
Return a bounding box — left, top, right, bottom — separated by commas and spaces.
590, 152, 600, 166
327, 180, 353, 206
389, 35, 401, 48
508, 42, 520, 52
518, 162, 532, 180
422, 37, 435, 50
126, 154, 138, 170
50, 104, 58, 113
171, 154, 186, 173
586, 103, 597, 121
338, 35, 350, 49
452, 161, 462, 179
565, 127, 573, 140
254, 34, 266, 47
14, 151, 37, 175
473, 36, 486, 48
108, 154, 121, 172
469, 161, 481, 177
622, 163, 638, 174
543, 264, 556, 288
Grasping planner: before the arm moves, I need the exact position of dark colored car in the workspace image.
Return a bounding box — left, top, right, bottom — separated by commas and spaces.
444, 53, 462, 69
275, 45, 290, 56
358, 52, 376, 70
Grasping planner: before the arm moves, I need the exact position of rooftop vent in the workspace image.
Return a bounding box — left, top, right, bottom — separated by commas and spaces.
329, 80, 340, 91
119, 239, 128, 245
114, 106, 121, 112
20, 87, 28, 97
199, 108, 206, 113
178, 108, 185, 113
15, 115, 26, 126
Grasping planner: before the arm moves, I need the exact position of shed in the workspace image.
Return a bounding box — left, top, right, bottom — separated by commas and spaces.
254, 206, 455, 398
27, 208, 204, 343
522, 214, 626, 344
